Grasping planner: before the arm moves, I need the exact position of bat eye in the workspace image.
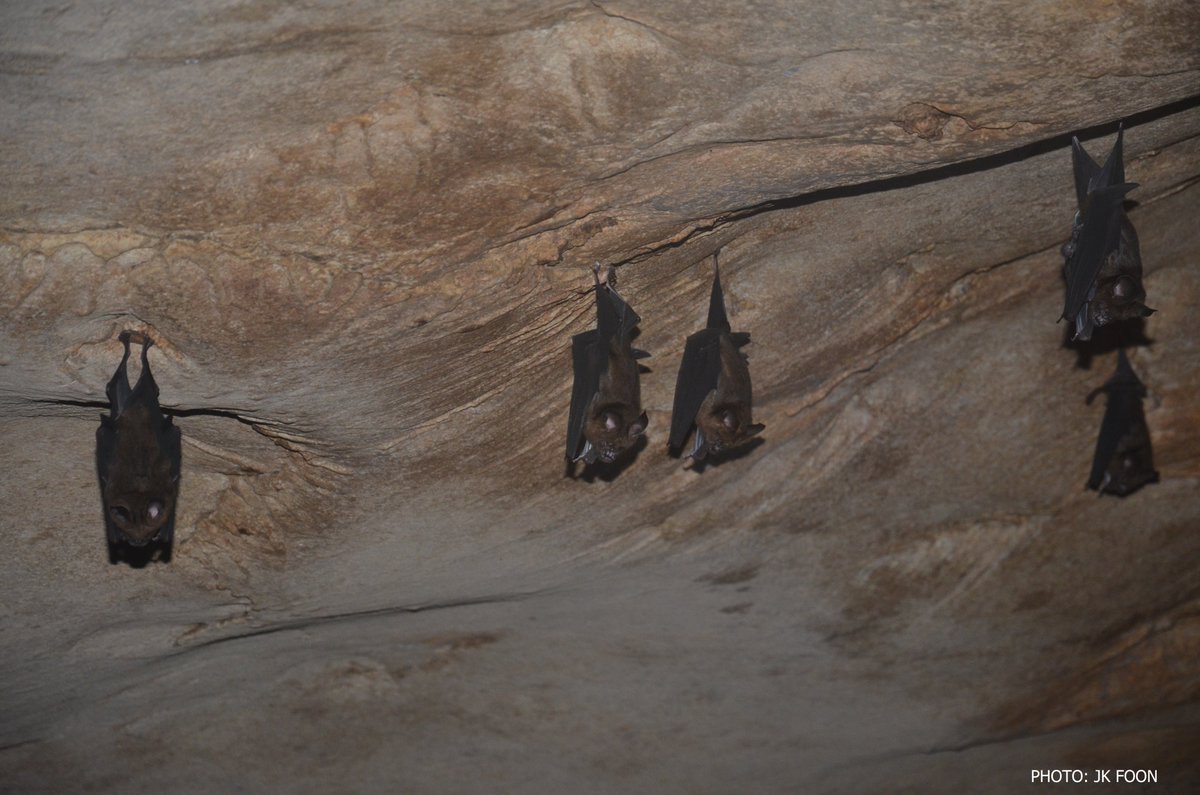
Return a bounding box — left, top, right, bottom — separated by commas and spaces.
721, 410, 738, 431
603, 412, 620, 432
110, 505, 132, 525
147, 501, 164, 520
1121, 455, 1138, 470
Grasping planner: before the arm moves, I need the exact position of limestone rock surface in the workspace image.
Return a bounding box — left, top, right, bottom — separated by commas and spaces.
2, 1, 1200, 792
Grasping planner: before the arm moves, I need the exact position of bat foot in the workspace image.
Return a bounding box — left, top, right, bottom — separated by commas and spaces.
592, 261, 617, 290
119, 329, 152, 348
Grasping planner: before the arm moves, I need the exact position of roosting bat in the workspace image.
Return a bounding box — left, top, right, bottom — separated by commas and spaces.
96, 331, 181, 557
1085, 348, 1158, 497
668, 262, 763, 461
565, 266, 648, 466
1060, 125, 1154, 341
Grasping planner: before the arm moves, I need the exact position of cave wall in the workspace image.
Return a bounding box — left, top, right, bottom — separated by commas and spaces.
2, 2, 1199, 792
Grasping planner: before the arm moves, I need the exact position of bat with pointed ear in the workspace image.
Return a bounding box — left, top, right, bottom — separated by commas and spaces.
96, 331, 182, 559
668, 258, 764, 462
1085, 348, 1158, 497
1060, 125, 1154, 341
565, 265, 649, 468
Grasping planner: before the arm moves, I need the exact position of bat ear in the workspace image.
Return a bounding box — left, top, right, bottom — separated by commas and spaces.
1112, 276, 1131, 299
629, 412, 648, 438
746, 423, 765, 438
1140, 305, 1155, 317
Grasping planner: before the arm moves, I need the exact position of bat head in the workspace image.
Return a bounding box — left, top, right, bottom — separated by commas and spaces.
1090, 273, 1154, 327
693, 405, 764, 460
105, 488, 175, 546
585, 406, 647, 463
1096, 447, 1159, 497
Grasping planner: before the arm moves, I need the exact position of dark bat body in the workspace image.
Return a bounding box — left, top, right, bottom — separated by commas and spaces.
96, 331, 181, 558
1060, 126, 1154, 341
565, 267, 648, 466
1086, 349, 1158, 496
668, 262, 763, 461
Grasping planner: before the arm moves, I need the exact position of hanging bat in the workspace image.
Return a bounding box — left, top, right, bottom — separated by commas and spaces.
565, 265, 648, 466
1060, 125, 1154, 341
96, 331, 182, 557
668, 260, 763, 461
1085, 348, 1158, 496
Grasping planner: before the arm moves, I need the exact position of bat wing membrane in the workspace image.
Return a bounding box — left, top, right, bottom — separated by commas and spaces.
668, 329, 722, 452
566, 330, 602, 461
1070, 136, 1102, 209
1061, 182, 1135, 326
1087, 351, 1155, 494
1087, 391, 1134, 490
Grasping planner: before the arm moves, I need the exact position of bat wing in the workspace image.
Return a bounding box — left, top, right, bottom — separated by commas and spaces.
161, 420, 182, 550
127, 335, 163, 408
1088, 393, 1157, 495
1071, 126, 1125, 207
597, 283, 640, 343
706, 264, 731, 333
1087, 392, 1133, 490
566, 330, 602, 462
161, 417, 183, 480
1087, 350, 1154, 494
96, 420, 120, 548
95, 418, 116, 486
104, 337, 134, 417
1061, 183, 1136, 327
668, 328, 722, 453
1101, 125, 1126, 189
1070, 136, 1102, 209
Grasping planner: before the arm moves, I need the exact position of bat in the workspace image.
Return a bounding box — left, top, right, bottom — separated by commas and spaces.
1085, 348, 1158, 496
1060, 125, 1154, 341
96, 331, 182, 557
565, 265, 648, 466
668, 260, 764, 461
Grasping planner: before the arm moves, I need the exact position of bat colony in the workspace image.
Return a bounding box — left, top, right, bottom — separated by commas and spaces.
97, 126, 1159, 561
1063, 128, 1158, 497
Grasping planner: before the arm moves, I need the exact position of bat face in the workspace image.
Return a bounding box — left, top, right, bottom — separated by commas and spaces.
1060, 128, 1153, 341
692, 400, 763, 460
97, 333, 182, 554
1087, 350, 1158, 497
583, 404, 647, 464
668, 263, 764, 463
566, 268, 648, 468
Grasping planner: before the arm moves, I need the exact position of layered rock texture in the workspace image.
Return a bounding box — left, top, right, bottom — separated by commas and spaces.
2, 2, 1199, 792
